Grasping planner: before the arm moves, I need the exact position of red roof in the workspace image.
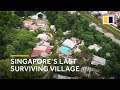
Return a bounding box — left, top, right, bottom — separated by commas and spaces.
36, 20, 46, 25
23, 20, 33, 27
31, 50, 43, 57
81, 51, 89, 59
29, 24, 39, 30
45, 46, 52, 53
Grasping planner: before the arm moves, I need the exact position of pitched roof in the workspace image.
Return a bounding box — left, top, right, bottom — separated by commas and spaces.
37, 33, 50, 41
33, 46, 47, 51
81, 51, 89, 59
36, 19, 46, 25
91, 55, 106, 65
45, 46, 53, 53
23, 20, 33, 27
70, 37, 84, 45
62, 39, 76, 49
29, 24, 39, 30
88, 44, 102, 52
31, 50, 43, 57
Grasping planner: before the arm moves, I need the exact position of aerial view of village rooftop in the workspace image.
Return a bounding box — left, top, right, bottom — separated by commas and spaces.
0, 11, 120, 79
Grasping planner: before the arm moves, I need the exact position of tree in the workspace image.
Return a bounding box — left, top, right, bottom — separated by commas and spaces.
12, 40, 20, 48
8, 14, 23, 28
56, 28, 63, 37
45, 11, 58, 24
55, 15, 68, 31
14, 11, 25, 17
0, 59, 13, 79
0, 11, 23, 28
50, 39, 55, 46
5, 44, 15, 56
109, 62, 120, 78
95, 35, 104, 43
96, 65, 112, 78
71, 20, 84, 36
83, 35, 94, 45
73, 52, 82, 59
101, 42, 112, 52
67, 14, 78, 30
80, 18, 89, 31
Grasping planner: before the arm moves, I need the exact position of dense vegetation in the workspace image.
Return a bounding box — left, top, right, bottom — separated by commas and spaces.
45, 11, 120, 79
0, 11, 120, 79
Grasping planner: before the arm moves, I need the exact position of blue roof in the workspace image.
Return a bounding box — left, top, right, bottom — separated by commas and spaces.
59, 46, 72, 55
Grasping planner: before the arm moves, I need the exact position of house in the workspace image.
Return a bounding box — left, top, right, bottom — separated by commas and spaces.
45, 46, 53, 54
53, 73, 73, 79
70, 37, 84, 46
29, 24, 39, 31
31, 50, 43, 57
37, 33, 50, 41
23, 20, 33, 28
91, 55, 106, 65
41, 52, 49, 57
91, 11, 99, 16
31, 46, 53, 57
36, 12, 47, 19
62, 39, 76, 49
30, 15, 38, 20
50, 25, 56, 32
81, 66, 100, 78
36, 19, 47, 28
33, 46, 47, 51
74, 47, 81, 53
88, 44, 102, 52
81, 51, 89, 60
36, 41, 50, 47
99, 11, 108, 15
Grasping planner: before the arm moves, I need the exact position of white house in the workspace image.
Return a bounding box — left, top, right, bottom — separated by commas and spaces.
91, 11, 99, 15
91, 55, 106, 65
50, 25, 56, 32
88, 44, 102, 52
62, 39, 76, 49
30, 15, 38, 20
99, 11, 108, 15
37, 33, 50, 41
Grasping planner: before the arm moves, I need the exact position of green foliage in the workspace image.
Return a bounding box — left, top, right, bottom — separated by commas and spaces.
5, 44, 15, 56
83, 35, 94, 45
0, 59, 13, 79
56, 28, 63, 37
45, 11, 58, 24
73, 52, 82, 59
55, 15, 68, 31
